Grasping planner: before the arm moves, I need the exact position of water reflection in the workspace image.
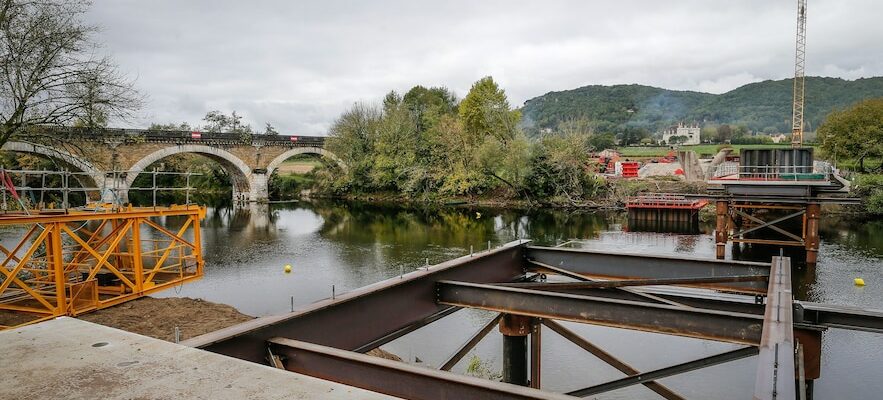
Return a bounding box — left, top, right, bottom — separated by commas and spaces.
145, 200, 882, 400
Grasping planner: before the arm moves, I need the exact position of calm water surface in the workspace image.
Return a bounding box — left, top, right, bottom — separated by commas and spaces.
151, 200, 883, 399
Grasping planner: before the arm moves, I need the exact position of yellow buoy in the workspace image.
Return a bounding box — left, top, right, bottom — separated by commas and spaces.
854, 278, 865, 286
284, 264, 292, 274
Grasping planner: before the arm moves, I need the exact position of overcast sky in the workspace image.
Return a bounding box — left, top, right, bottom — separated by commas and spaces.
87, 1, 883, 135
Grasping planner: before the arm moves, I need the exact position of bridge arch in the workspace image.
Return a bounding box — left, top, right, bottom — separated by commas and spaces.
1, 141, 103, 179
265, 147, 347, 177
126, 144, 253, 202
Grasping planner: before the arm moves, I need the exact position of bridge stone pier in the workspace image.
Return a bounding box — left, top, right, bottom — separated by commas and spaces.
1, 128, 344, 203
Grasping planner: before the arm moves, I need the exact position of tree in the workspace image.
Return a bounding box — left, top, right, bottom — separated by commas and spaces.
588, 133, 616, 151
0, 0, 140, 145
459, 76, 520, 144
556, 116, 594, 137
818, 98, 883, 171
202, 110, 252, 133
701, 126, 719, 143
264, 123, 279, 135
149, 122, 192, 131
717, 124, 733, 143
618, 126, 648, 146
668, 135, 689, 145
402, 85, 457, 133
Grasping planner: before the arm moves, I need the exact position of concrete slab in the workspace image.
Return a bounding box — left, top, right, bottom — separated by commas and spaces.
0, 317, 398, 400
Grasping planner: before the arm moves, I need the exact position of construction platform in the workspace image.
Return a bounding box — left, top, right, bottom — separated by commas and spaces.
0, 317, 396, 400
0, 204, 205, 329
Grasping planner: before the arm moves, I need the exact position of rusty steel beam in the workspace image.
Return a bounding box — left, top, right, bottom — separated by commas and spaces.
436, 281, 764, 344
527, 260, 689, 308
439, 313, 503, 371
184, 241, 529, 362
525, 246, 770, 293
268, 338, 576, 400
354, 306, 460, 353
543, 320, 684, 400
797, 301, 883, 333
753, 256, 796, 400
530, 319, 541, 389
496, 275, 768, 291
567, 346, 759, 397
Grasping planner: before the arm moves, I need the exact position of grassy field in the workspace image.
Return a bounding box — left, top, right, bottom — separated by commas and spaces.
618, 144, 816, 158
276, 159, 322, 174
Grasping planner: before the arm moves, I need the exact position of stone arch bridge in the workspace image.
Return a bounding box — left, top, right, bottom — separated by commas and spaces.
1, 128, 343, 203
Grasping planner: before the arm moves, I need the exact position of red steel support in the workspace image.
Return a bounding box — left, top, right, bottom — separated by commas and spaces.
805, 203, 820, 265
715, 200, 729, 259
500, 314, 531, 387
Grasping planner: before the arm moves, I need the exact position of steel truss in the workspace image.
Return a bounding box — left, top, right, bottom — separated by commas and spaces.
714, 199, 824, 265
0, 205, 204, 329
186, 241, 883, 400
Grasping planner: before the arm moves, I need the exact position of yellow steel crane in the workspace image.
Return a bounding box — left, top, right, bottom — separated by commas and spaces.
791, 0, 808, 148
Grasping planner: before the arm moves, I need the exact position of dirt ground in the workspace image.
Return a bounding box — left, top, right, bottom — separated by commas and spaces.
3, 296, 402, 360
41, 296, 401, 361
78, 296, 254, 342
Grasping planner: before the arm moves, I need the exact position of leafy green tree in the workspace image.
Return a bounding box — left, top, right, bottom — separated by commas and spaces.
402, 85, 457, 133
149, 122, 193, 131
528, 133, 603, 203
668, 135, 689, 145
701, 126, 719, 143
588, 133, 616, 150
372, 92, 421, 191
202, 110, 252, 133
618, 126, 649, 146
556, 116, 594, 137
717, 124, 733, 143
323, 103, 380, 191
264, 123, 279, 135
818, 98, 883, 171
459, 77, 520, 144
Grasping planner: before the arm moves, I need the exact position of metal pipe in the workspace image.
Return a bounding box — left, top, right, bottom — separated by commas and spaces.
502, 334, 528, 386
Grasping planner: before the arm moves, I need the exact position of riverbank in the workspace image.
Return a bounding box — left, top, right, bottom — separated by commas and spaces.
311, 177, 709, 210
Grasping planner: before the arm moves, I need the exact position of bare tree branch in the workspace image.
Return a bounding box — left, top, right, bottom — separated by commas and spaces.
0, 0, 141, 147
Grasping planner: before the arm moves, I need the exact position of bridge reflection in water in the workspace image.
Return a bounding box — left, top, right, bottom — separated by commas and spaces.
627, 209, 701, 234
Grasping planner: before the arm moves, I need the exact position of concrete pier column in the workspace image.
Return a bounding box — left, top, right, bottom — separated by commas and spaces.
500, 314, 531, 386
715, 200, 729, 260
805, 203, 821, 265
246, 171, 270, 203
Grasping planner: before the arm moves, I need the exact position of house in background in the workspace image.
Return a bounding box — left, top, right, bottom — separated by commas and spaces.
662, 122, 701, 145
769, 133, 789, 143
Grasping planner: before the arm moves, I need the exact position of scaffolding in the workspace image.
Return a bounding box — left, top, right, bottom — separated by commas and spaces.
0, 168, 206, 330
0, 167, 201, 210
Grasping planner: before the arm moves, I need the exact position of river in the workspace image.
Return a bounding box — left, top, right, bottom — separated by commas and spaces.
121, 200, 883, 398
142, 202, 883, 399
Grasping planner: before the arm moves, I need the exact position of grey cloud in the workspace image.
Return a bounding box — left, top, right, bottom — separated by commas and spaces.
87, 0, 883, 135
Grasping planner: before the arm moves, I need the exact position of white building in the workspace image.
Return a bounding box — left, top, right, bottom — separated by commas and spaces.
662, 123, 701, 145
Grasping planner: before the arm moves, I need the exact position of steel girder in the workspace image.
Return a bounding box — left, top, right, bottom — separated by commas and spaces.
436, 280, 764, 345
525, 246, 770, 293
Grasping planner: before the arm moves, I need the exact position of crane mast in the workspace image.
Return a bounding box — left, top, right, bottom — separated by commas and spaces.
791, 0, 807, 148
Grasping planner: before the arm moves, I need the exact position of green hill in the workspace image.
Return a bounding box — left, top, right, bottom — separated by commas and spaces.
521, 77, 883, 135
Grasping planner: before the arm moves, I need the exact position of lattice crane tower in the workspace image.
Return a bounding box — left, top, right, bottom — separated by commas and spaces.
791, 0, 808, 148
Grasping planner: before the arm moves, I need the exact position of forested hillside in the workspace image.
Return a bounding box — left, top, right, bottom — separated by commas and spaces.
521, 77, 883, 135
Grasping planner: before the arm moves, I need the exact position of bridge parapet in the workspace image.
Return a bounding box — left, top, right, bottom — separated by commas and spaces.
28, 126, 326, 148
